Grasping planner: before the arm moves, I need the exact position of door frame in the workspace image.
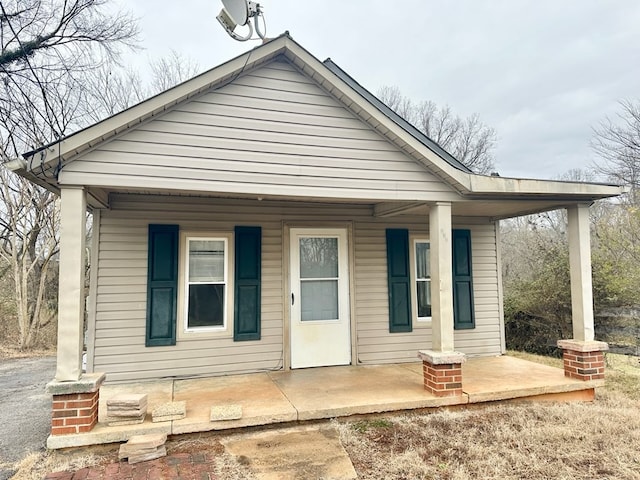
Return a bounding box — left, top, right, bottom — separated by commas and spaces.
282, 222, 357, 370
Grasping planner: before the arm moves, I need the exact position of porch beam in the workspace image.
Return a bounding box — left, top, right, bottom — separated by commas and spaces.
567, 203, 595, 342
55, 186, 87, 381
86, 188, 110, 209
374, 202, 426, 218
429, 202, 455, 351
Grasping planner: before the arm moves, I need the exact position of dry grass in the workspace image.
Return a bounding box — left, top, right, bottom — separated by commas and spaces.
337, 352, 640, 480
506, 349, 564, 368
9, 447, 114, 480
0, 344, 56, 360
9, 352, 640, 480
0, 311, 57, 359
8, 434, 254, 480
336, 398, 640, 479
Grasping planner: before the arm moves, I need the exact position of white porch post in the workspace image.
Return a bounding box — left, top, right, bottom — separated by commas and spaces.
429, 202, 454, 352
46, 188, 105, 440
55, 186, 86, 381
557, 203, 608, 382
567, 203, 595, 342
418, 202, 465, 397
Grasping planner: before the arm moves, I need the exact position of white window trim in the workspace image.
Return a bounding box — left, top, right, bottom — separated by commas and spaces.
410, 237, 432, 324
177, 231, 234, 339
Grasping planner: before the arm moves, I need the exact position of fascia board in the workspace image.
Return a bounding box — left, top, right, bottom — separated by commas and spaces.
468, 174, 627, 199
4, 158, 60, 195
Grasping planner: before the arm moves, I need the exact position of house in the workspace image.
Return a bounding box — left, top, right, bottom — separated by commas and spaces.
8, 33, 620, 436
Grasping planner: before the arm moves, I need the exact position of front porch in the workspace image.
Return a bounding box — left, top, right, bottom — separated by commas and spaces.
47, 355, 603, 449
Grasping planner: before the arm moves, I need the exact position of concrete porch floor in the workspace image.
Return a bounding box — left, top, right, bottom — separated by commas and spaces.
47, 355, 603, 449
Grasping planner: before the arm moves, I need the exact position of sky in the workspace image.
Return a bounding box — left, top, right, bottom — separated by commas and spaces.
114, 0, 640, 180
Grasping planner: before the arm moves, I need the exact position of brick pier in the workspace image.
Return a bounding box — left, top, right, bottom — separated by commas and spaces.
51, 391, 100, 435
557, 339, 608, 381
418, 350, 466, 397
46, 372, 106, 436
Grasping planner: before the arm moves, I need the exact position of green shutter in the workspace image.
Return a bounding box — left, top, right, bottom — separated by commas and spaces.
234, 226, 262, 341
386, 229, 412, 333
146, 224, 178, 346
453, 229, 475, 330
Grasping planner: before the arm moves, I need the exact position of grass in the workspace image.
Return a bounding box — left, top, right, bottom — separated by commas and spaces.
0, 344, 56, 360
8, 352, 640, 480
0, 313, 56, 360
9, 449, 111, 480
336, 352, 640, 480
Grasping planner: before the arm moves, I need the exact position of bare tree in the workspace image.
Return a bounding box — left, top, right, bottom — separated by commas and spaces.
80, 50, 201, 124
591, 99, 640, 203
81, 64, 146, 123
378, 85, 497, 174
0, 0, 138, 349
0, 167, 59, 348
0, 0, 139, 142
149, 50, 201, 94
0, 1, 138, 70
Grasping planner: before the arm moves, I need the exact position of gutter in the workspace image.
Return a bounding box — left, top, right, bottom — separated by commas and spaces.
3, 157, 28, 173
3, 157, 61, 196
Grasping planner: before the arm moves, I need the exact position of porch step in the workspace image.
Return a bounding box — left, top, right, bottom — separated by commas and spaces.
106, 393, 148, 426
152, 401, 187, 422
118, 433, 167, 464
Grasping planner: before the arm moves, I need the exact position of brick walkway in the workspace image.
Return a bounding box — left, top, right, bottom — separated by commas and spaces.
44, 453, 217, 480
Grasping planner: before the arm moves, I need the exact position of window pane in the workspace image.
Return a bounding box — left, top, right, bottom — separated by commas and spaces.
301, 279, 338, 321
189, 240, 225, 282
417, 280, 432, 318
416, 242, 430, 279
300, 238, 338, 278
188, 284, 224, 327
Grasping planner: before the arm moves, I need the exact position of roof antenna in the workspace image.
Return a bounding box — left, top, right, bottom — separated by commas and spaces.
216, 0, 267, 41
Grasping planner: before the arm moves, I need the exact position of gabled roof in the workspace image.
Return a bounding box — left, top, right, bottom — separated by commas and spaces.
8, 32, 625, 208
322, 59, 472, 174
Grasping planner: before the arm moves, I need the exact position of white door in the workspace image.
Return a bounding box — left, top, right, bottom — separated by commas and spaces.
290, 228, 351, 369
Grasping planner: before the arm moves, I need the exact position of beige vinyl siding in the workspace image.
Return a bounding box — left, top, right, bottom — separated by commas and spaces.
353, 220, 502, 364
451, 223, 503, 355
61, 59, 459, 202
91, 195, 502, 382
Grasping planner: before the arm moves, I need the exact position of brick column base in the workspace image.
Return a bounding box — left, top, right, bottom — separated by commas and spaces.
46, 372, 106, 436
417, 350, 466, 397
52, 391, 99, 435
557, 340, 608, 381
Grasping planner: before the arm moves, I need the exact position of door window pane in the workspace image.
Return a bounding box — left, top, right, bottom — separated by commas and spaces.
301, 279, 338, 321
300, 238, 338, 278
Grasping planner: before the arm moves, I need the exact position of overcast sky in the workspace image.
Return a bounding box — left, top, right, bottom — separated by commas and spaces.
116, 0, 640, 180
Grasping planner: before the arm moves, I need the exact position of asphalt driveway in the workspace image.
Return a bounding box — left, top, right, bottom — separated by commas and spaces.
0, 356, 55, 480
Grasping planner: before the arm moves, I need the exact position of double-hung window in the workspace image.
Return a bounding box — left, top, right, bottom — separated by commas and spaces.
414, 239, 432, 321
182, 234, 232, 333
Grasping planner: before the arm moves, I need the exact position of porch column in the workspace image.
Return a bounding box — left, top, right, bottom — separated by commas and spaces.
567, 203, 594, 342
557, 203, 608, 381
430, 202, 454, 351
55, 186, 87, 381
46, 187, 106, 438
418, 202, 465, 397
